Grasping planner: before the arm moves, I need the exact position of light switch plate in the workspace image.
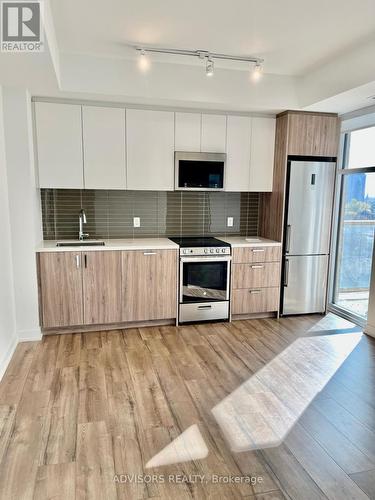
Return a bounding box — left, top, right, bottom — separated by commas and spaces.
133, 217, 141, 228
227, 217, 234, 227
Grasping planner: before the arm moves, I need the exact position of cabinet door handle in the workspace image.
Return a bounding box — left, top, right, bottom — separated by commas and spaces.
143, 252, 157, 255
249, 289, 261, 294
84, 254, 87, 268
251, 265, 264, 269
75, 254, 80, 268
198, 305, 212, 309
252, 249, 265, 253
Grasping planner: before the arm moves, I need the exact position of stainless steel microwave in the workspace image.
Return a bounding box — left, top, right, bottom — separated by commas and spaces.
174, 151, 226, 191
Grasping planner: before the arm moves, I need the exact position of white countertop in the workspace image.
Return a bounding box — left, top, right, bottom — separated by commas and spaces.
36, 238, 179, 252
219, 236, 282, 247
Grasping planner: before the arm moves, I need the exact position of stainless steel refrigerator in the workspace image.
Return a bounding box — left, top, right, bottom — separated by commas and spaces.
281, 159, 336, 315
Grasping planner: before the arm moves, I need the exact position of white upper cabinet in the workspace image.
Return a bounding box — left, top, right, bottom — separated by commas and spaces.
249, 117, 276, 192
225, 116, 252, 192
82, 106, 126, 189
35, 102, 84, 189
201, 114, 227, 153
175, 112, 201, 151
126, 109, 175, 190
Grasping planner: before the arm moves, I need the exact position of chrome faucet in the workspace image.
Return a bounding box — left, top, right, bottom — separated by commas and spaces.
79, 209, 89, 241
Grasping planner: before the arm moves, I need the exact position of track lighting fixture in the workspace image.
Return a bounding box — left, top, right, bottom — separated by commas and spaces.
138, 48, 150, 72
136, 46, 263, 80
251, 60, 263, 81
206, 57, 214, 77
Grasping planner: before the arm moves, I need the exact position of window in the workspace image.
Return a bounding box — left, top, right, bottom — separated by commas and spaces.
330, 126, 375, 322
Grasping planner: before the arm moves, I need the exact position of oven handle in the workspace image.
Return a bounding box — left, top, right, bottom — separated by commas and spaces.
180, 256, 232, 263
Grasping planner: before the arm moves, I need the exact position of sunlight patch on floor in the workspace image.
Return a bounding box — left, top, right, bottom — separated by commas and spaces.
145, 424, 209, 468
212, 332, 361, 452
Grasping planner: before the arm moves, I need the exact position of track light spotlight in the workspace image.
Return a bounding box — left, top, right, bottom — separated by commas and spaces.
138, 49, 150, 72
206, 57, 214, 77
251, 61, 263, 81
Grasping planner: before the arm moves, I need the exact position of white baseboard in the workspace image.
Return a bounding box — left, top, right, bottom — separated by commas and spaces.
17, 327, 42, 342
364, 323, 375, 338
0, 335, 18, 381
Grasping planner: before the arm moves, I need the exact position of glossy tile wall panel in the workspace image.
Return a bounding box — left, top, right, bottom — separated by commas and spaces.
41, 189, 259, 240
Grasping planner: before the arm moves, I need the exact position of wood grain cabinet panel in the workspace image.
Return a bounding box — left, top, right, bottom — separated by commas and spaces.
232, 262, 281, 289
232, 287, 280, 315
122, 250, 177, 321
232, 246, 282, 264
82, 251, 122, 325
38, 252, 83, 328
287, 114, 339, 157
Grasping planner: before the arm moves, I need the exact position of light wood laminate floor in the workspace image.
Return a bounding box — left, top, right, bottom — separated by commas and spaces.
0, 314, 375, 499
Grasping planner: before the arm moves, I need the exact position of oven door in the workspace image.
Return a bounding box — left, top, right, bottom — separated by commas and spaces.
180, 256, 231, 304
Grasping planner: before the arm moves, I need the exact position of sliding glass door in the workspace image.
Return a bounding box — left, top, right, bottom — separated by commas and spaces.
330, 126, 375, 323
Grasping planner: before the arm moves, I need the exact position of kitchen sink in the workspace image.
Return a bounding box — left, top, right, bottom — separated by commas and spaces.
56, 241, 105, 247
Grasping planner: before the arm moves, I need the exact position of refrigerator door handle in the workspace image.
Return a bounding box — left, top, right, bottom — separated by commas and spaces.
284, 259, 289, 287
285, 225, 291, 253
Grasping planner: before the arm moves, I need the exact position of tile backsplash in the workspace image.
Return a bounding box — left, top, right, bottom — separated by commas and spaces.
41, 189, 259, 240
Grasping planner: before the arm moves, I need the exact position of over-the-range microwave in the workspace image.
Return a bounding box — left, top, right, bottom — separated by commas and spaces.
174, 151, 226, 191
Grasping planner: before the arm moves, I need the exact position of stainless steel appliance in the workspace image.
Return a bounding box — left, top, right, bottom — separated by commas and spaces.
169, 237, 231, 323
281, 159, 336, 315
175, 152, 226, 191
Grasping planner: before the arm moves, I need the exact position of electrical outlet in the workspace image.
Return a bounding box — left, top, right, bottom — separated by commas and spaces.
227, 217, 234, 227
133, 217, 140, 228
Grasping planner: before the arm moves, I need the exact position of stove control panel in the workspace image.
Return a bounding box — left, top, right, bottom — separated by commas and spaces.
180, 246, 231, 256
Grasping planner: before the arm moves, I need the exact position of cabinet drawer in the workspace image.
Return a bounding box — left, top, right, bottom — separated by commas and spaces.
232, 245, 281, 264
232, 287, 280, 315
232, 262, 280, 289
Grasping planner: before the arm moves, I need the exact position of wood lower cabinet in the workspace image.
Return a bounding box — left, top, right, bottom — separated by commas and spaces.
232, 262, 281, 289
38, 248, 178, 330
122, 250, 177, 322
232, 245, 281, 264
232, 288, 280, 315
231, 245, 281, 317
82, 251, 122, 325
38, 252, 83, 328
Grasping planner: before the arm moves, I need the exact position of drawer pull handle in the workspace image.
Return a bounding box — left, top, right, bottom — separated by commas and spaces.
252, 249, 265, 253
249, 290, 262, 294
251, 265, 264, 269
143, 252, 157, 255
198, 305, 212, 309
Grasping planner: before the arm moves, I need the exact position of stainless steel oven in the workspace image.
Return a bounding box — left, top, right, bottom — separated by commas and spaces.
169, 236, 231, 324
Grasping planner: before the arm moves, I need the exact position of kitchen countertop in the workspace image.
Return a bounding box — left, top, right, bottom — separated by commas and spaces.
36, 238, 179, 252
219, 236, 282, 247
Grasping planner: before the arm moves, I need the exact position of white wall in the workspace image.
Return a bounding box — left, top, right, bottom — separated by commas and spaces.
2, 87, 42, 342
0, 87, 17, 380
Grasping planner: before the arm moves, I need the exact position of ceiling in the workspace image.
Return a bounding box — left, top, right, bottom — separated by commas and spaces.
1, 0, 375, 114
50, 0, 375, 76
